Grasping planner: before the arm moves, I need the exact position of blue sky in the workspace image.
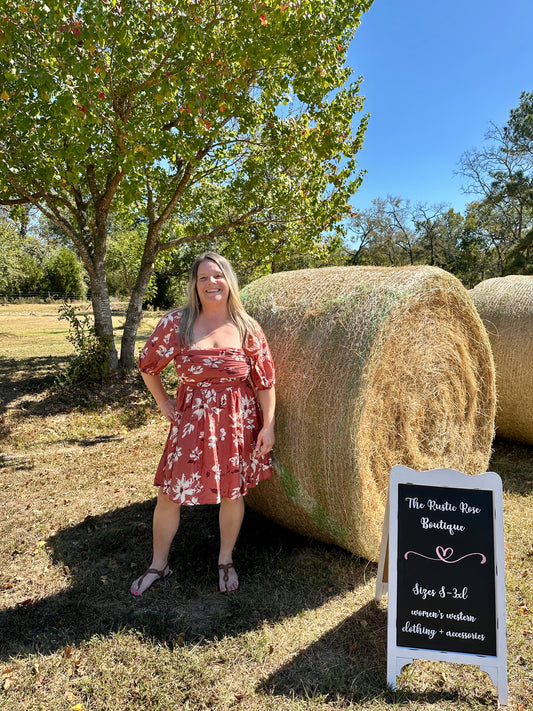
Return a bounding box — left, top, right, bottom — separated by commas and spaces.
346, 0, 533, 213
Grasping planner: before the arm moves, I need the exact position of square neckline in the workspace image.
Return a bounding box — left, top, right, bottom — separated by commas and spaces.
186, 346, 245, 353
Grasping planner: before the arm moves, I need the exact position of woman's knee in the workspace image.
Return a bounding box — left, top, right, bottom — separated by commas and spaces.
220, 496, 244, 509
156, 488, 181, 512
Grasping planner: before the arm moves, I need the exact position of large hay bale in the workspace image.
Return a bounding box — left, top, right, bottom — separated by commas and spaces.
470, 275, 533, 445
242, 266, 496, 561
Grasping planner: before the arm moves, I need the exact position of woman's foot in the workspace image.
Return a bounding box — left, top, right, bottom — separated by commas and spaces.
218, 562, 239, 593
130, 565, 172, 597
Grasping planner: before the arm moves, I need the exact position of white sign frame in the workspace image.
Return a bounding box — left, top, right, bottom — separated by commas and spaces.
383, 465, 508, 705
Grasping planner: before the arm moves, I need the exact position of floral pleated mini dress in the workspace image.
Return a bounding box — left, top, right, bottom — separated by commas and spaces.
138, 310, 275, 505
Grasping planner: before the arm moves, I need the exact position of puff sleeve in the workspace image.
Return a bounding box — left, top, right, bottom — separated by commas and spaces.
137, 310, 182, 375
244, 324, 275, 390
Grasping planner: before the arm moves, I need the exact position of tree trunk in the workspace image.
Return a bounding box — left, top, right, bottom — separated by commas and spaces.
75, 203, 119, 372
119, 247, 159, 370
90, 256, 119, 371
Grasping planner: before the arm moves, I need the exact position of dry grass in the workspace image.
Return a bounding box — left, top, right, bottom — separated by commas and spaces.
0, 302, 531, 711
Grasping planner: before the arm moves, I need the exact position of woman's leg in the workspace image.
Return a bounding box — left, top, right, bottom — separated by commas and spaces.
218, 496, 245, 592
130, 488, 181, 595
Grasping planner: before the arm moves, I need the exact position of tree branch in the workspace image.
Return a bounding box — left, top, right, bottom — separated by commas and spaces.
0, 194, 43, 206
151, 140, 215, 233
156, 206, 271, 252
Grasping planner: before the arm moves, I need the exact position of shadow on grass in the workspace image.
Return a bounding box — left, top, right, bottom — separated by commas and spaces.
490, 438, 533, 495
0, 500, 376, 663
0, 355, 70, 415
0, 353, 152, 425
0, 452, 35, 471
257, 610, 498, 706
62, 434, 122, 447
257, 599, 389, 704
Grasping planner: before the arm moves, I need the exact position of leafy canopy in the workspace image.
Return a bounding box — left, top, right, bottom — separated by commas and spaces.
0, 0, 372, 252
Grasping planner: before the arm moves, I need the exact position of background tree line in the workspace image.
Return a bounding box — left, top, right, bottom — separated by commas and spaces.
0, 206, 86, 298
346, 91, 533, 286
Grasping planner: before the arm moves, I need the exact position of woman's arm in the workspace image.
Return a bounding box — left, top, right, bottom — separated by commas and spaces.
255, 386, 275, 457
141, 371, 177, 422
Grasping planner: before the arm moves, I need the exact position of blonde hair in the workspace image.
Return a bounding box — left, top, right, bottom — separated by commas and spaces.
178, 252, 257, 347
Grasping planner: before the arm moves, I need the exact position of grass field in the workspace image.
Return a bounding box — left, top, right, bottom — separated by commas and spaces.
0, 302, 531, 711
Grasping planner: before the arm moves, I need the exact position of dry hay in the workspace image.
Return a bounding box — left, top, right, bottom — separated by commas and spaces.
242, 266, 496, 561
470, 275, 533, 445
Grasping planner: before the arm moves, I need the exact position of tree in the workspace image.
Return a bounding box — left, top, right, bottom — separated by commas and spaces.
458, 98, 533, 275
412, 202, 449, 267
345, 199, 488, 284
0, 0, 373, 369
346, 197, 421, 266
0, 208, 87, 297
506, 91, 533, 272
44, 247, 87, 297
0, 213, 22, 294
104, 207, 157, 300
507, 91, 533, 156
383, 197, 420, 265
17, 239, 47, 294
454, 204, 495, 285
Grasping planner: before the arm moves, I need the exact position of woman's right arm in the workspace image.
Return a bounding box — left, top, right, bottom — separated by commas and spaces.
141, 371, 177, 422
137, 311, 181, 422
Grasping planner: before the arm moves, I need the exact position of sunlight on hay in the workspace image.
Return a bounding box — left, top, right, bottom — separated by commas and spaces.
243, 266, 496, 561
470, 275, 533, 446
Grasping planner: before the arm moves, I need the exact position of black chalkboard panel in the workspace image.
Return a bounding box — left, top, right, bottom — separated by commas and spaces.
396, 483, 496, 656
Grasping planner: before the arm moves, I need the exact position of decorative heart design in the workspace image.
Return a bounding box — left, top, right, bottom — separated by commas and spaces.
436, 546, 453, 561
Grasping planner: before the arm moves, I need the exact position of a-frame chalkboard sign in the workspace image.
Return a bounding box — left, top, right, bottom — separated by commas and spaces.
376, 465, 508, 705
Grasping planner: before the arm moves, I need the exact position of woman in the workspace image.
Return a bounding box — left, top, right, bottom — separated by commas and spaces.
130, 252, 275, 595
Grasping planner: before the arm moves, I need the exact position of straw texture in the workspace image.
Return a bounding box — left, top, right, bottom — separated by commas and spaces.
470, 275, 533, 445
242, 266, 496, 561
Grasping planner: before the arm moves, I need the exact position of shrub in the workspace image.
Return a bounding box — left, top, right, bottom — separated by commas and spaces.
57, 302, 113, 384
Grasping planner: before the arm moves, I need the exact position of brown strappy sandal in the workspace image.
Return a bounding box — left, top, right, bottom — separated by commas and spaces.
218, 562, 239, 593
130, 565, 173, 597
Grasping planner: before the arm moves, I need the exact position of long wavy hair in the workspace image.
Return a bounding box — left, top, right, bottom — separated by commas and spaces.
178, 252, 257, 347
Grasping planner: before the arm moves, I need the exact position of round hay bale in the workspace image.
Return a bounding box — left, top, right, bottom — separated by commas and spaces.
470, 275, 533, 445
242, 266, 496, 561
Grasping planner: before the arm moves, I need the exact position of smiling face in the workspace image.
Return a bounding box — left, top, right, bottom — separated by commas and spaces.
195, 259, 230, 309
